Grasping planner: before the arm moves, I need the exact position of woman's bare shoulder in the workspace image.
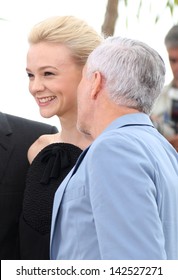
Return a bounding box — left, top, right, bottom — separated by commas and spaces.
28, 133, 61, 163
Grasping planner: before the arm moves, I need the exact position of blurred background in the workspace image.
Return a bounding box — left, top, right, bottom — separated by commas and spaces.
0, 0, 178, 128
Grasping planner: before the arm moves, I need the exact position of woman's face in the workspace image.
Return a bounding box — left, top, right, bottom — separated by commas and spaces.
26, 42, 82, 118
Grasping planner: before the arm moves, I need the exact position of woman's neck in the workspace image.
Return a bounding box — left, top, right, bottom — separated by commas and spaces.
60, 126, 92, 150
59, 116, 92, 150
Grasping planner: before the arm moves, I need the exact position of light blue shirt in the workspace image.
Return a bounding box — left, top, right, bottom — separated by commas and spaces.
50, 113, 178, 260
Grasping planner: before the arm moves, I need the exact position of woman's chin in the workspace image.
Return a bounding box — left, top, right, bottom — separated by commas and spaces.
39, 111, 54, 119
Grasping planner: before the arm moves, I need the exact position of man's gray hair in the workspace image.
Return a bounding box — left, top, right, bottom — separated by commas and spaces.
86, 36, 166, 115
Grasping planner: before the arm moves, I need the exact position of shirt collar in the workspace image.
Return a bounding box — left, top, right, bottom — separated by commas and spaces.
103, 112, 154, 134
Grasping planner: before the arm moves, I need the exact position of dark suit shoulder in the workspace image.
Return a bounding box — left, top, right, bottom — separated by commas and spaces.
1, 112, 58, 135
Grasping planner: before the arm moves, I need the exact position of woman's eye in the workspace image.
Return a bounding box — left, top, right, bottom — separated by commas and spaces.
27, 72, 34, 78
44, 71, 54, 76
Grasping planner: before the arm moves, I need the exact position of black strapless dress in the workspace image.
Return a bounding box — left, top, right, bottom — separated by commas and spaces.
19, 143, 82, 259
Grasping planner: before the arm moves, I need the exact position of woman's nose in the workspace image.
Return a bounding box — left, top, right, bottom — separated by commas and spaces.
30, 78, 45, 94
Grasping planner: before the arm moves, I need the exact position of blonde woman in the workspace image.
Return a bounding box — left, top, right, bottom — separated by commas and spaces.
19, 16, 103, 259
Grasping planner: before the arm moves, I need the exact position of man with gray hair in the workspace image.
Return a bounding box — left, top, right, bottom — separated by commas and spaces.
152, 25, 178, 151
50, 37, 178, 260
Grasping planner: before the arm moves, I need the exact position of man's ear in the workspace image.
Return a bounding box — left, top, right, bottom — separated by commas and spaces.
91, 71, 102, 100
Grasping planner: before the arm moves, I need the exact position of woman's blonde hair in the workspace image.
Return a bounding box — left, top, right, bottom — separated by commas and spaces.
28, 16, 103, 66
